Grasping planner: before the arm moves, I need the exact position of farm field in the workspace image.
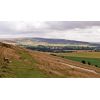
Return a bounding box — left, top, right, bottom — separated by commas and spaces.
56, 52, 100, 58
55, 52, 100, 68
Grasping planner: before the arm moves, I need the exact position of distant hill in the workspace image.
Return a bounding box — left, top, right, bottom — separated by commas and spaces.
0, 37, 90, 43
32, 38, 90, 44
26, 37, 91, 44
0, 37, 94, 47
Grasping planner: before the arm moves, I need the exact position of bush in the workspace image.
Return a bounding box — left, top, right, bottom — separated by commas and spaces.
88, 62, 91, 65
95, 65, 98, 67
81, 60, 86, 64
61, 56, 65, 58
50, 54, 56, 56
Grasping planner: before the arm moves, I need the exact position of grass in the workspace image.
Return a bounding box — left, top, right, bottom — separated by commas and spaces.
64, 56, 100, 67
0, 49, 66, 78
10, 67, 49, 78
57, 52, 100, 58
55, 52, 100, 68
10, 50, 100, 77
2, 50, 50, 78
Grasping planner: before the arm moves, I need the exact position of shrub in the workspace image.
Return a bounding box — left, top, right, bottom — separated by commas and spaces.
61, 56, 65, 58
50, 54, 56, 56
88, 62, 91, 65
95, 65, 98, 67
81, 60, 86, 64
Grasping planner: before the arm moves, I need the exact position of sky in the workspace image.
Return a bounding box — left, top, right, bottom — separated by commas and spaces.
0, 21, 100, 42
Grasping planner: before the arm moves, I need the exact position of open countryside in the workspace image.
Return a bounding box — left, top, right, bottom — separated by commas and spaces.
54, 52, 100, 68
0, 21, 100, 78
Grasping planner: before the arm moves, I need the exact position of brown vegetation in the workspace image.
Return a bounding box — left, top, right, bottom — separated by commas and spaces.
29, 50, 100, 77
0, 42, 100, 77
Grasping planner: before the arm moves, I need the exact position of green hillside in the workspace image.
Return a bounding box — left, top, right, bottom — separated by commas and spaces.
0, 42, 48, 78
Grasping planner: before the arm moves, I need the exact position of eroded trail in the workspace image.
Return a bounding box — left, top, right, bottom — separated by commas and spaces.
60, 62, 98, 74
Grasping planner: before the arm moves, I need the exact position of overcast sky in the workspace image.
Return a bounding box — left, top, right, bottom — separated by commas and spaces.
0, 21, 100, 42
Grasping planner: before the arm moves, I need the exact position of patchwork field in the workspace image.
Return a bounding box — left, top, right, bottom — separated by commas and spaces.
56, 52, 100, 58
55, 52, 100, 68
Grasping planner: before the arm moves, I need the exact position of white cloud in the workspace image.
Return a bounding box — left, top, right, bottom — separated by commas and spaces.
0, 21, 100, 42
40, 26, 100, 42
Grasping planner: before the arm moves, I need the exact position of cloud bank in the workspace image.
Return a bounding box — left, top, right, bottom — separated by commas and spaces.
0, 21, 100, 42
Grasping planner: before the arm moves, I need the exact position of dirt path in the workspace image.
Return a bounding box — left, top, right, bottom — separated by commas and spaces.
47, 56, 99, 74
60, 62, 98, 74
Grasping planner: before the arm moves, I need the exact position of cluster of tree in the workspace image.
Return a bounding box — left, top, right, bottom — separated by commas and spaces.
25, 45, 95, 53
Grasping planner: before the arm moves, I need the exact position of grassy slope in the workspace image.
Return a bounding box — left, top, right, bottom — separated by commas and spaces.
0, 45, 65, 78
0, 42, 100, 78
9, 50, 51, 78
1, 49, 100, 78
0, 47, 49, 78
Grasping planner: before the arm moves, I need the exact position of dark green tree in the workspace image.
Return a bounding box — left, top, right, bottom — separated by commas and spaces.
81, 60, 86, 64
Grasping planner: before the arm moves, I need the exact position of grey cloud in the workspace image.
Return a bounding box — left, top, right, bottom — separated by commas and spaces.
1, 21, 100, 34
22, 21, 100, 33
45, 21, 100, 31
0, 21, 100, 42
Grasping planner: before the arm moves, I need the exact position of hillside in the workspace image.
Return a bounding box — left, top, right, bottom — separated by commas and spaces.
0, 42, 100, 77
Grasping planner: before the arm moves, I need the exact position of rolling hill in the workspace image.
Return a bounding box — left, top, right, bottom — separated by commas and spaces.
0, 42, 100, 77
31, 38, 90, 44
0, 37, 94, 46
